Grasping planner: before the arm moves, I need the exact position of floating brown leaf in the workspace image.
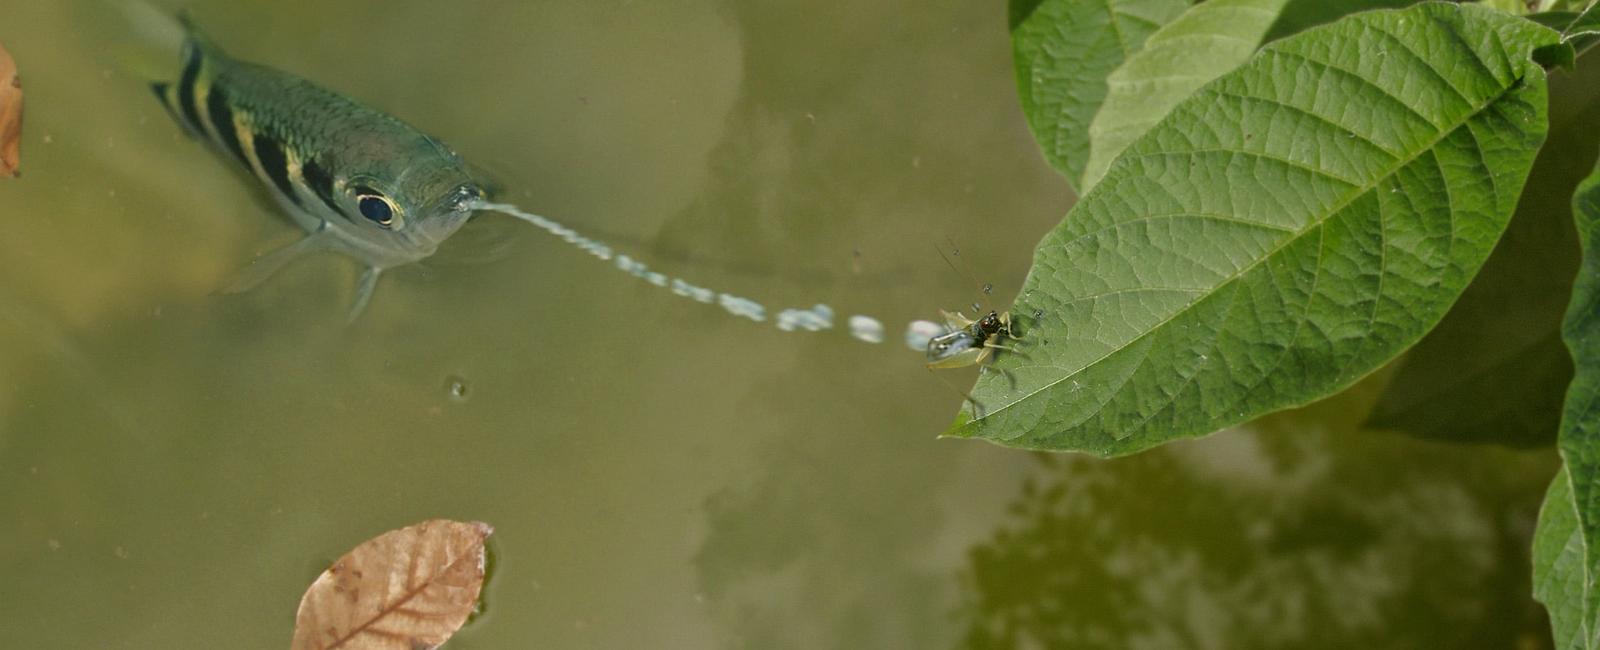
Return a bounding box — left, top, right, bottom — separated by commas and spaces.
291, 520, 492, 650
0, 41, 19, 177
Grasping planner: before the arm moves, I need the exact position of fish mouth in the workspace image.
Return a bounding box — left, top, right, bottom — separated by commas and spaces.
401, 208, 475, 253
394, 183, 482, 254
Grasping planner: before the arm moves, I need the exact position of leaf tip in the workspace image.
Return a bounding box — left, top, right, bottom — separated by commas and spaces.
940, 409, 979, 439
1533, 41, 1576, 70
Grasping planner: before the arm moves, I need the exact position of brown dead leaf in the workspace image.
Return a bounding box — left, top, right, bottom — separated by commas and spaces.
0, 41, 18, 177
291, 520, 493, 650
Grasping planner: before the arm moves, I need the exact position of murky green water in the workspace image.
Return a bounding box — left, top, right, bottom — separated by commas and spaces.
0, 1, 1563, 647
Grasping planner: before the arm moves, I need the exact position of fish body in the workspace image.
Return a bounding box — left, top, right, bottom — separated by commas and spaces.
150, 15, 482, 318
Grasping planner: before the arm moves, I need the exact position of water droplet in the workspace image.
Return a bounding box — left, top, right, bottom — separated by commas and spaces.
906, 320, 946, 351
849, 315, 885, 343
446, 376, 470, 403
776, 304, 834, 332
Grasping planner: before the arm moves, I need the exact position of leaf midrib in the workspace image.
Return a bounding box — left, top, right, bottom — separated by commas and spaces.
972, 57, 1529, 430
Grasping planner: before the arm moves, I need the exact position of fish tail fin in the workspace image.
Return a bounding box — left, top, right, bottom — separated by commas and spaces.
98, 1, 230, 80
99, 0, 186, 79
172, 9, 228, 58
96, 2, 229, 137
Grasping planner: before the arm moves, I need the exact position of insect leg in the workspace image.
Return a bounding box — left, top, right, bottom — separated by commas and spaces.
999, 311, 1022, 339
940, 309, 975, 329
927, 366, 985, 416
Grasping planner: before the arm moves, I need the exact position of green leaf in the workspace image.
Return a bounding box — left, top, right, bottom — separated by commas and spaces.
1527, 10, 1583, 30
1011, 0, 1191, 191
1527, 3, 1600, 36
1567, 1, 1600, 55
1535, 466, 1592, 650
1081, 0, 1290, 192
1573, 1, 1600, 33
1535, 142, 1600, 648
1481, 0, 1539, 15
1009, 0, 1048, 30
1366, 55, 1600, 447
951, 4, 1559, 455
1261, 0, 1420, 43
1539, 0, 1599, 12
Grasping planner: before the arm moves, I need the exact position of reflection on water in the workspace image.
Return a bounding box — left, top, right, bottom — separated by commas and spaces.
0, 0, 1563, 648
958, 396, 1557, 650
690, 375, 1559, 649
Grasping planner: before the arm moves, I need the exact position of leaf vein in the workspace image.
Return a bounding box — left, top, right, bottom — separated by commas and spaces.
1226, 223, 1327, 417
1059, 212, 1298, 253
1121, 148, 1363, 187
1264, 49, 1436, 129
1362, 21, 1473, 107
1103, 0, 1132, 55
1425, 12, 1508, 88
1357, 181, 1387, 380
1431, 146, 1460, 289
1124, 282, 1241, 435
1461, 114, 1502, 217
1059, 286, 1206, 307
1209, 88, 1403, 160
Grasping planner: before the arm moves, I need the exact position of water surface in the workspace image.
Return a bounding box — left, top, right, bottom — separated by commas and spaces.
0, 1, 1559, 647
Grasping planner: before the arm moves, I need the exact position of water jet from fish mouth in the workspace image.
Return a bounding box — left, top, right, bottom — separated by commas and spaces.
471, 199, 961, 354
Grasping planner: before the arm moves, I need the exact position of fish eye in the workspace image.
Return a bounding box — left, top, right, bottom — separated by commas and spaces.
357, 193, 397, 228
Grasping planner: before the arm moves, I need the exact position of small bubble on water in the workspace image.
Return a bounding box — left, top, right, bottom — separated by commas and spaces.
446, 376, 470, 403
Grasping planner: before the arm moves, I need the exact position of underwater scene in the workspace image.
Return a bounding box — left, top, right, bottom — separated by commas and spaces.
2, 0, 1596, 648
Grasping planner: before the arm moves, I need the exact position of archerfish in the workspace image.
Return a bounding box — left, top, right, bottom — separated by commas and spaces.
149, 15, 483, 320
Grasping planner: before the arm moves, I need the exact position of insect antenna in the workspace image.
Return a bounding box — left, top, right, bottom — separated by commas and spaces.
933, 239, 994, 315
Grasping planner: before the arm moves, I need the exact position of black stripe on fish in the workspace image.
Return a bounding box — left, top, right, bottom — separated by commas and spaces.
301, 158, 348, 219
251, 135, 302, 208
149, 82, 195, 137
204, 86, 251, 170
175, 44, 207, 136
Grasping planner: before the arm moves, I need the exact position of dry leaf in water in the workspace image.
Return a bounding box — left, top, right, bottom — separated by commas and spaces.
292, 519, 492, 650
0, 42, 19, 177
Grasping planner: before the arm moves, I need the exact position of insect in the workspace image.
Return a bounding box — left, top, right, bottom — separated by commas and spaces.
148, 13, 485, 320
923, 240, 1022, 371
925, 309, 1020, 369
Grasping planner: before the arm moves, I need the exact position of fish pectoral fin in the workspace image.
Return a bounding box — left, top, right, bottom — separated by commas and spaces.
216, 232, 331, 295
346, 266, 385, 324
